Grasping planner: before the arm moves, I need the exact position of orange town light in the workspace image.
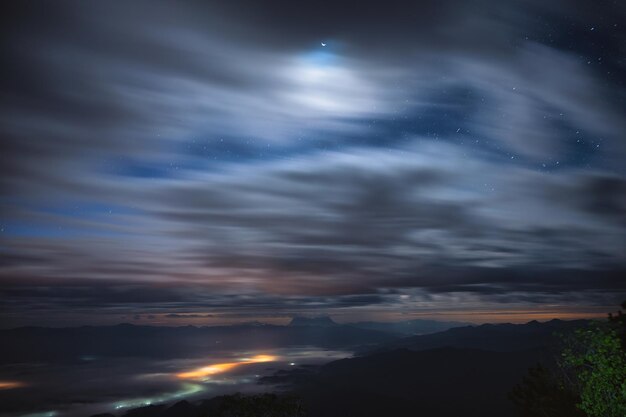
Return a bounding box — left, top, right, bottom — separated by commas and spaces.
0, 381, 25, 390
176, 354, 278, 379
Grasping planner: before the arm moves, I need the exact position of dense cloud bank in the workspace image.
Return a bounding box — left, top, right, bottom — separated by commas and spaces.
1, 0, 625, 326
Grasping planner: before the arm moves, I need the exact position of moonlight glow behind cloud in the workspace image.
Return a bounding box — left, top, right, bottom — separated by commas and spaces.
0, 0, 625, 327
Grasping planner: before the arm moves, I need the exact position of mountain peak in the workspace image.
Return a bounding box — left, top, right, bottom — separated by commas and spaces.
288, 316, 338, 327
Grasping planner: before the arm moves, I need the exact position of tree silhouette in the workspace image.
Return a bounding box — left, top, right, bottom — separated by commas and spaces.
511, 301, 626, 417
608, 300, 626, 347
509, 364, 584, 417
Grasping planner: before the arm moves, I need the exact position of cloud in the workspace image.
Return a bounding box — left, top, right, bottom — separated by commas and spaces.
2, 139, 623, 327
155, 141, 625, 290
0, 0, 625, 325
165, 313, 214, 319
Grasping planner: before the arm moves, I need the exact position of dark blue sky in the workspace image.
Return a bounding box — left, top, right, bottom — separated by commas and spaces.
1, 0, 625, 327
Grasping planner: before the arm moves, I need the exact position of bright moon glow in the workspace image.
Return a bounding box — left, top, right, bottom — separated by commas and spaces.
281, 51, 379, 117
176, 354, 278, 379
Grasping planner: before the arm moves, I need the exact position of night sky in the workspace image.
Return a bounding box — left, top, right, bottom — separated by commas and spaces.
1, 0, 625, 327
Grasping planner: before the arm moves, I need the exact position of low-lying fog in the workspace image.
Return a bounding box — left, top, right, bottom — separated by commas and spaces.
0, 347, 349, 417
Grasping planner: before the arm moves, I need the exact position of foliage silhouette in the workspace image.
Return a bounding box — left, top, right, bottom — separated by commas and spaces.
511, 301, 626, 417
509, 364, 584, 417
560, 323, 626, 417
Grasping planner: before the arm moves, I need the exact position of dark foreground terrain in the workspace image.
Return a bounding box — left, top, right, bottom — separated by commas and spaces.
277, 347, 548, 417
104, 319, 584, 417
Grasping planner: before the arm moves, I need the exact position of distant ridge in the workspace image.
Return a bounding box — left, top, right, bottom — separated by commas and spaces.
288, 316, 338, 327
0, 319, 395, 364
375, 318, 590, 353
348, 318, 469, 335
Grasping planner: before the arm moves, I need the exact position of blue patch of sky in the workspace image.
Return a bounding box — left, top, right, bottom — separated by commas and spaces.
35, 202, 141, 218
1, 219, 128, 239
302, 49, 338, 66
0, 202, 140, 238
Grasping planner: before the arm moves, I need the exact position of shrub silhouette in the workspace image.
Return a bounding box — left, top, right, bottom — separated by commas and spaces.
511, 301, 626, 417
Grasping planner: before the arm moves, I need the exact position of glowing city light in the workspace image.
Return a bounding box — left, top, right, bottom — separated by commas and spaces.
0, 380, 25, 390
176, 354, 278, 380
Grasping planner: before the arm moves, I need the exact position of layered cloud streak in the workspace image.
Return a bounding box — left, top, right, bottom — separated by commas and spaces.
1, 0, 625, 325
